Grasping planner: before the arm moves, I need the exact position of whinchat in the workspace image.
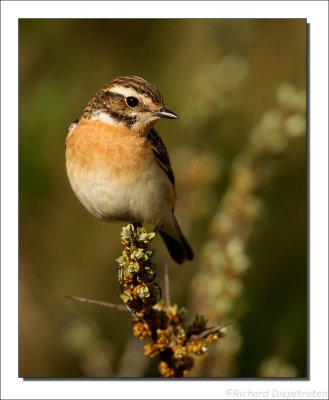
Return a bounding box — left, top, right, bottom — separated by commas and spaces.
65, 76, 193, 264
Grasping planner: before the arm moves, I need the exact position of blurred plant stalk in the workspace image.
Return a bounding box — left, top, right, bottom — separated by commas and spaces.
189, 83, 306, 377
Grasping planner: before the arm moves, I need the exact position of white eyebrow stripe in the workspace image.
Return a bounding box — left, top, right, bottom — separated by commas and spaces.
109, 86, 139, 98
109, 85, 155, 108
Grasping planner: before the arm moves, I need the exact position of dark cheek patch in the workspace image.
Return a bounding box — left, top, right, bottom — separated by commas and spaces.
105, 92, 137, 127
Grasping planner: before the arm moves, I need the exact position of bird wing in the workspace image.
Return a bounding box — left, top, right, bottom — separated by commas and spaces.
147, 128, 175, 185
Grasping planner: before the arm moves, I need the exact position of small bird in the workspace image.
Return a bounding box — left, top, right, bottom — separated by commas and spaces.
66, 76, 193, 264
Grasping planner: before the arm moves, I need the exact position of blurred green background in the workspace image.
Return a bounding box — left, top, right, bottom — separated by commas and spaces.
19, 19, 307, 378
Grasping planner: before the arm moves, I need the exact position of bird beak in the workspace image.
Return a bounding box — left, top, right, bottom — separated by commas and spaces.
154, 107, 179, 119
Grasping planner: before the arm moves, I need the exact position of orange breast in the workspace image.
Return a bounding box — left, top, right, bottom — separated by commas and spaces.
66, 118, 152, 179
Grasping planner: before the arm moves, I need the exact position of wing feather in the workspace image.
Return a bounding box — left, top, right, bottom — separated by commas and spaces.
147, 128, 175, 185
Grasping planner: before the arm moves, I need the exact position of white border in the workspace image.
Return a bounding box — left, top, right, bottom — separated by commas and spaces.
1, 1, 328, 399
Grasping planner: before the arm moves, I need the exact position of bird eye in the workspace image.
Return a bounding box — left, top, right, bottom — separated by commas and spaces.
126, 96, 139, 108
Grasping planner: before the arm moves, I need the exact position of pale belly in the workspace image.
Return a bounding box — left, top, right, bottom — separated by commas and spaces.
66, 159, 174, 225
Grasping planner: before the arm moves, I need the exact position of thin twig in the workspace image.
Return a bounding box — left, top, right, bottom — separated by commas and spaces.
163, 263, 171, 307
188, 322, 231, 342
66, 295, 128, 312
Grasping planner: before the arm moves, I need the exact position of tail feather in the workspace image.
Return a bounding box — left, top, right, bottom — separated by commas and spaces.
160, 216, 193, 264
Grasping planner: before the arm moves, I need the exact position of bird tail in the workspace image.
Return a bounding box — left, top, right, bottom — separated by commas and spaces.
160, 215, 193, 264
